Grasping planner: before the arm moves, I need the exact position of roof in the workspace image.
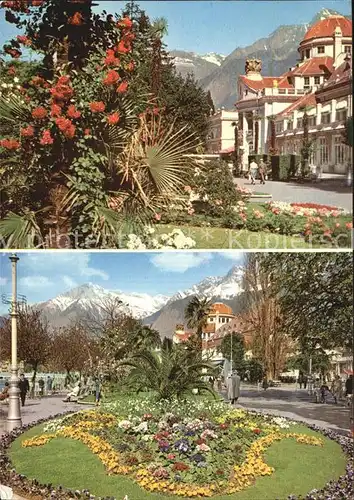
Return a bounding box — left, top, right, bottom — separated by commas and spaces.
240, 75, 293, 92
303, 16, 352, 42
290, 57, 333, 76
318, 55, 352, 89
210, 303, 234, 315
277, 92, 317, 118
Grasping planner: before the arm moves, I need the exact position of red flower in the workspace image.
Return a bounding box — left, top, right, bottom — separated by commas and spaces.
0, 138, 20, 150
31, 76, 46, 87
118, 16, 133, 29
154, 213, 161, 221
68, 12, 84, 25
103, 69, 120, 86
50, 76, 73, 102
67, 104, 81, 119
90, 101, 106, 113
172, 462, 189, 472
117, 40, 131, 54
55, 117, 75, 138
32, 106, 47, 120
104, 49, 120, 66
116, 81, 128, 94
84, 128, 91, 136
107, 112, 120, 125
253, 428, 261, 434
21, 125, 34, 138
167, 454, 175, 460
64, 124, 76, 139
5, 48, 21, 59
57, 76, 70, 86
126, 61, 135, 72
16, 35, 31, 46
50, 104, 62, 117
40, 130, 54, 146
7, 66, 16, 76
152, 107, 160, 116
346, 222, 352, 230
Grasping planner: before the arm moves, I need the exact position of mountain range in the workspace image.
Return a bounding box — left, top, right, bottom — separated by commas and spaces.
15, 266, 246, 336
170, 8, 350, 108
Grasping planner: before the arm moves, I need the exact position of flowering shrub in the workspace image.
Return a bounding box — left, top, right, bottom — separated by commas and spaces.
125, 227, 196, 249
19, 407, 325, 497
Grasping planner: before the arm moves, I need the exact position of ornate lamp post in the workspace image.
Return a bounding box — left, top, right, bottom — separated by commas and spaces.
2, 255, 25, 431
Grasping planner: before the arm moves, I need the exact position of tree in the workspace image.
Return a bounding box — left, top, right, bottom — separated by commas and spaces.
287, 348, 331, 378
242, 254, 291, 379
220, 332, 246, 373
185, 296, 213, 349
0, 306, 52, 394
262, 252, 353, 350
267, 115, 278, 155
50, 323, 92, 385
299, 106, 314, 178
121, 338, 216, 400
232, 121, 242, 177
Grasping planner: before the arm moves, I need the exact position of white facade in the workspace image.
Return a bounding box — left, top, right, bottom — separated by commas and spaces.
206, 109, 238, 153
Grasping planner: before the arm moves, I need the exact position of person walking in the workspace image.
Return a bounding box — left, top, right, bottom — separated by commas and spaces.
227, 370, 241, 404
303, 374, 308, 390
249, 159, 258, 185
18, 373, 30, 407
262, 376, 268, 391
46, 375, 53, 395
298, 372, 303, 389
331, 375, 342, 404
38, 377, 45, 398
258, 160, 266, 185
94, 377, 102, 407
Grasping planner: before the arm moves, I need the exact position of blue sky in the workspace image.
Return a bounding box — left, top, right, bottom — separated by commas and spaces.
0, 251, 244, 311
0, 1, 351, 55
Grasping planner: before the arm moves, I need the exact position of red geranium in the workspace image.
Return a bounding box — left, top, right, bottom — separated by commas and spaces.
0, 138, 20, 150
253, 428, 261, 434
32, 106, 47, 119
50, 104, 62, 117
21, 125, 35, 137
103, 70, 120, 86
126, 61, 135, 72
55, 117, 76, 138
50, 76, 73, 102
67, 104, 81, 119
84, 128, 91, 136
172, 462, 189, 472
346, 222, 352, 230
40, 130, 54, 145
107, 112, 120, 125
68, 11, 83, 25
104, 49, 120, 66
117, 40, 131, 54
116, 81, 128, 94
118, 16, 133, 29
90, 101, 106, 113
31, 76, 46, 87
291, 202, 340, 211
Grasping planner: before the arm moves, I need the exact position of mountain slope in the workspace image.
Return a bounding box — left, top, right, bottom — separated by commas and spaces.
170, 50, 226, 81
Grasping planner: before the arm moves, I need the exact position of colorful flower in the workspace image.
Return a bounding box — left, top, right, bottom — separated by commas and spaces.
90, 101, 106, 113
21, 125, 35, 137
32, 106, 47, 119
103, 69, 120, 86
40, 130, 54, 145
116, 81, 128, 93
67, 104, 81, 119
68, 11, 84, 25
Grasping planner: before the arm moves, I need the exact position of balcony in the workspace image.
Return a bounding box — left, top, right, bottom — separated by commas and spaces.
262, 88, 306, 97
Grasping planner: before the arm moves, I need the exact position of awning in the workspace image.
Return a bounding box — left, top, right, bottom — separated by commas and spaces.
220, 146, 235, 154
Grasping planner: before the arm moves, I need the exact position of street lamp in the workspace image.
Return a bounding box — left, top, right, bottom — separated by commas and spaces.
7, 254, 22, 431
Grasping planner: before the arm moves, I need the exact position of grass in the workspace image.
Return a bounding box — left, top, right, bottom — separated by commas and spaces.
10, 420, 347, 500
154, 224, 313, 249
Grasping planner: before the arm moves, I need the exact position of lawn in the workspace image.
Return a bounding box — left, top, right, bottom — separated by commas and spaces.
9, 419, 347, 500
154, 224, 314, 249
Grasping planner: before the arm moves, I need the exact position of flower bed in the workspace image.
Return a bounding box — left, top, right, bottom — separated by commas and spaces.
1, 401, 353, 499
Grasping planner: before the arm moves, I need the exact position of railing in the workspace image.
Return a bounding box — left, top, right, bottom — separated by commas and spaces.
263, 88, 306, 96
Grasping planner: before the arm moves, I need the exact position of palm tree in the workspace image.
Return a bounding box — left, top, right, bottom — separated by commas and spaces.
150, 17, 168, 97
185, 296, 213, 350
121, 339, 216, 400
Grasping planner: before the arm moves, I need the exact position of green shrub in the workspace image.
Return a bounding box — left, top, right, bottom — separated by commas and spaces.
192, 159, 242, 217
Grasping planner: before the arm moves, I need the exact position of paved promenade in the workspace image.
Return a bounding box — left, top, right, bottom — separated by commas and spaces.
235, 175, 352, 212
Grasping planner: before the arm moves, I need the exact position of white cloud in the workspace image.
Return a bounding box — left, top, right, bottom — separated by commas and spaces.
62, 275, 78, 289
19, 276, 51, 289
23, 253, 109, 281
150, 252, 213, 273
219, 252, 244, 262
0, 277, 7, 286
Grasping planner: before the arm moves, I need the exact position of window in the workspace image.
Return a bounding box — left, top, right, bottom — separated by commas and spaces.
304, 77, 310, 85
319, 137, 329, 164
314, 76, 320, 85
297, 118, 303, 129
344, 45, 351, 54
317, 46, 325, 54
334, 136, 347, 164
245, 89, 248, 96
336, 109, 347, 122
306, 49, 310, 58
276, 122, 283, 133
321, 113, 331, 124
308, 116, 316, 127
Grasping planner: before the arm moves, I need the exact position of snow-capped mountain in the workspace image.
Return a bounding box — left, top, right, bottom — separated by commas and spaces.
170, 50, 226, 81
143, 266, 246, 338
35, 283, 169, 327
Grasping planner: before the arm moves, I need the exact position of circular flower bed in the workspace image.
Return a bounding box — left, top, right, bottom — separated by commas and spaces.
1, 404, 353, 499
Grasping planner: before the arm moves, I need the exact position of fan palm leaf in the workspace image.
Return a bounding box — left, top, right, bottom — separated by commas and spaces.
0, 210, 45, 248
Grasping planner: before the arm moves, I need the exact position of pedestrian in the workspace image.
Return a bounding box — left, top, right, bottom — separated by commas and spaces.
46, 375, 53, 395
262, 376, 269, 391
303, 374, 308, 389
18, 373, 30, 407
258, 160, 266, 185
227, 370, 241, 404
298, 372, 303, 389
249, 159, 258, 185
331, 375, 342, 404
345, 374, 353, 396
95, 378, 102, 407
38, 377, 45, 397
